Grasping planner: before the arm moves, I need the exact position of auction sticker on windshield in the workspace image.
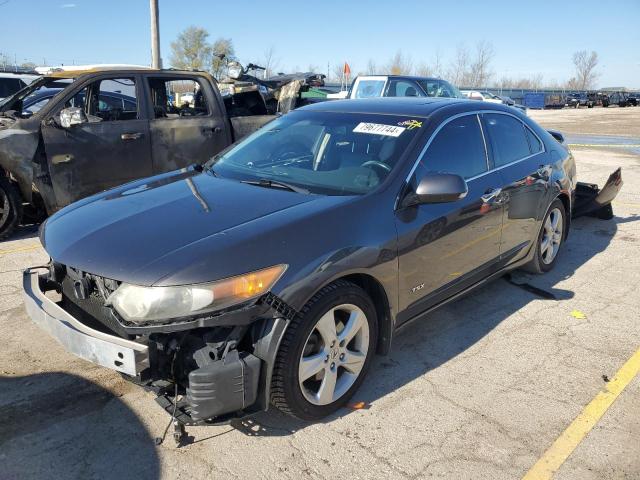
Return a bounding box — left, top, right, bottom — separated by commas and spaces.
353, 122, 406, 137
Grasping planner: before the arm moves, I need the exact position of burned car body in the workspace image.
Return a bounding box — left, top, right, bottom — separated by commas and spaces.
24, 99, 622, 433
0, 67, 275, 238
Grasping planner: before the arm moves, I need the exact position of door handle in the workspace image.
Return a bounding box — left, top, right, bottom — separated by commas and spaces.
121, 132, 143, 141
481, 187, 502, 203
536, 165, 552, 179
201, 126, 222, 136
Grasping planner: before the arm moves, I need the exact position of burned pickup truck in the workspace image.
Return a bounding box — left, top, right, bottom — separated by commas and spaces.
0, 67, 275, 238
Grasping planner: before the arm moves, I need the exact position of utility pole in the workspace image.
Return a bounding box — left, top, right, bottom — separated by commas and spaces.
150, 0, 162, 69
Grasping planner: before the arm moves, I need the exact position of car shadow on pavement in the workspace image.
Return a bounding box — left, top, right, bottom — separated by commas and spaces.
0, 372, 160, 480
1, 223, 40, 243
229, 214, 628, 438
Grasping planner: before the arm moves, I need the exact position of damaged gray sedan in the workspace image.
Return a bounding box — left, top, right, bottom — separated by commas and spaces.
23, 98, 622, 442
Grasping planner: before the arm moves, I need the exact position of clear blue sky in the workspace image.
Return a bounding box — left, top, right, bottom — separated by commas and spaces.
1, 0, 638, 88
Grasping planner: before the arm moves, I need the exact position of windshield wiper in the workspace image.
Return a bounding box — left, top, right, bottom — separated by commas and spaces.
241, 178, 310, 194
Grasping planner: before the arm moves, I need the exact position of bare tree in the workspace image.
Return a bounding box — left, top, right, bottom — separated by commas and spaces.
365, 59, 377, 75
170, 26, 212, 71
260, 46, 280, 78
572, 50, 599, 89
386, 51, 413, 75
468, 40, 494, 87
448, 44, 471, 86
415, 62, 433, 77
211, 38, 235, 79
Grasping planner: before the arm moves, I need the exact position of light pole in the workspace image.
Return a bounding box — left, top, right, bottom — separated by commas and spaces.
150, 0, 162, 69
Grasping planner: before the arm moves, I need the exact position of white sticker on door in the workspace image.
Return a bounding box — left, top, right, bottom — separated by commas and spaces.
353, 122, 406, 137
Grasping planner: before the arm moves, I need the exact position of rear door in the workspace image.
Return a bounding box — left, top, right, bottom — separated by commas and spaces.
145, 74, 229, 173
395, 113, 504, 324
481, 112, 549, 263
42, 74, 152, 208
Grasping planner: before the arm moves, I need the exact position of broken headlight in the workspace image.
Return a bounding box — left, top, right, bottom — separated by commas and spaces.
106, 265, 287, 324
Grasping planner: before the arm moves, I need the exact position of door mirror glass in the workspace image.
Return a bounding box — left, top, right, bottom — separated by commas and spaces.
59, 107, 87, 128
404, 173, 468, 206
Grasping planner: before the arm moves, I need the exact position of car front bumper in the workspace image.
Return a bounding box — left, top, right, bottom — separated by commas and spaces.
23, 268, 150, 377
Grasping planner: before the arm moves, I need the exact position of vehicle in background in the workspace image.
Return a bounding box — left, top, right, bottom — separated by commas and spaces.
480, 91, 515, 106
0, 72, 39, 101
463, 90, 527, 113
24, 98, 622, 435
0, 67, 276, 239
348, 75, 465, 100
602, 91, 630, 107
461, 90, 493, 102
627, 92, 639, 107
565, 92, 594, 108
20, 87, 137, 117
217, 58, 326, 114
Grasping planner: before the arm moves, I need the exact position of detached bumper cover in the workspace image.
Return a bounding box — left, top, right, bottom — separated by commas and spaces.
23, 268, 149, 376
573, 167, 623, 219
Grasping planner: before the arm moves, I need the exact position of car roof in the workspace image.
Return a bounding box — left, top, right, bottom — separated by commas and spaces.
299, 97, 514, 117
356, 75, 446, 82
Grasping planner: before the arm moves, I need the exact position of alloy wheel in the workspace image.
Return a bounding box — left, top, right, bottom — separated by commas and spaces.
0, 188, 10, 230
298, 304, 370, 406
540, 207, 563, 264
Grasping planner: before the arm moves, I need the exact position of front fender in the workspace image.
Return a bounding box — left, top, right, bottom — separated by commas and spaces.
0, 126, 39, 201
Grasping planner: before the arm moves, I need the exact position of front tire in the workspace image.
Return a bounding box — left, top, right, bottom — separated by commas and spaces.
523, 199, 566, 274
270, 280, 378, 420
0, 177, 23, 240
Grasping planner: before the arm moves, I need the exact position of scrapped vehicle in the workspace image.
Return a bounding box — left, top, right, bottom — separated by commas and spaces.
348, 75, 465, 100
218, 59, 326, 114
0, 67, 274, 238
566, 92, 594, 108
602, 91, 630, 107
24, 98, 622, 438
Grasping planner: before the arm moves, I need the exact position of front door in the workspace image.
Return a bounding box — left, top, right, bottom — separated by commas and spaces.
395, 113, 504, 325
42, 75, 152, 208
146, 76, 229, 173
481, 113, 549, 263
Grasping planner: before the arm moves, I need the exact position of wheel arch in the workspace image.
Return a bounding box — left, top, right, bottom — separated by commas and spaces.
338, 273, 393, 355
556, 190, 571, 239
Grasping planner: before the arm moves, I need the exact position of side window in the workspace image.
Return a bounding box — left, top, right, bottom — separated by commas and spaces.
524, 126, 543, 154
483, 113, 531, 167
147, 78, 209, 119
95, 78, 137, 121
71, 78, 138, 122
414, 114, 488, 181
387, 80, 423, 97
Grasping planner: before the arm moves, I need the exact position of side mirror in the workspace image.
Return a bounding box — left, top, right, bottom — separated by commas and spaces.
59, 107, 87, 128
402, 173, 468, 207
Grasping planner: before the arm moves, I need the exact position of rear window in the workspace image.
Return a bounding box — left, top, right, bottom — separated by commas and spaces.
352, 79, 386, 99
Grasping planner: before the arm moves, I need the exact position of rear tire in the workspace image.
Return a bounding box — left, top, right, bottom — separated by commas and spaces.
0, 177, 23, 240
270, 280, 378, 420
523, 199, 566, 274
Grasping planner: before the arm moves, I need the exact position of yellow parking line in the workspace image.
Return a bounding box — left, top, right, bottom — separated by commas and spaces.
567, 143, 640, 148
522, 347, 640, 480
0, 244, 43, 256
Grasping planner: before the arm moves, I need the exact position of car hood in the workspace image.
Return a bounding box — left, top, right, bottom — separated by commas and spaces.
42, 168, 327, 285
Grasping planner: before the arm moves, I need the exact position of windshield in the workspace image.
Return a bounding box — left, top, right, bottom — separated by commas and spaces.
208, 111, 423, 195
0, 76, 74, 114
